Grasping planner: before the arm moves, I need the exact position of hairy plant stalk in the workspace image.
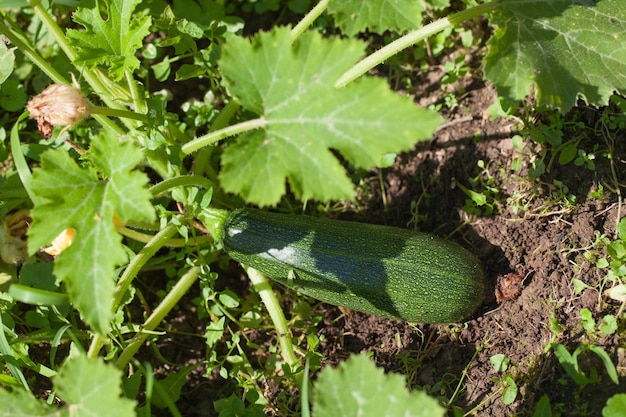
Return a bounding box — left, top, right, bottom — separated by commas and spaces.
181, 117, 268, 155
291, 0, 329, 41
335, 1, 500, 87
245, 266, 299, 370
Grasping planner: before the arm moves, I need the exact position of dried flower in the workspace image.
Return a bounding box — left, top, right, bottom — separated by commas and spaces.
27, 84, 91, 138
0, 209, 31, 265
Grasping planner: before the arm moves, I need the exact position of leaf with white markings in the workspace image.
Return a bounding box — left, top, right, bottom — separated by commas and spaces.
66, 0, 151, 80
28, 133, 155, 334
327, 0, 423, 36
485, 0, 626, 109
0, 355, 135, 417
218, 27, 442, 206
313, 354, 445, 417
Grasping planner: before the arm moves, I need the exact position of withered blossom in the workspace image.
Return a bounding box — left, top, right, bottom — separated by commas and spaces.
42, 228, 76, 257
27, 84, 91, 138
0, 209, 31, 265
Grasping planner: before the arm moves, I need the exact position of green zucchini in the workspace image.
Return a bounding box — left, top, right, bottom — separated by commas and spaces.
202, 208, 486, 323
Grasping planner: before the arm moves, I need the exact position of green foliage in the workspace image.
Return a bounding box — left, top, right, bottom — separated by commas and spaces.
0, 43, 15, 85
313, 354, 445, 417
0, 354, 135, 417
28, 133, 155, 334
603, 394, 626, 417
66, 0, 152, 80
0, 0, 625, 415
327, 0, 423, 36
218, 27, 441, 206
454, 160, 500, 215
489, 353, 518, 405
550, 343, 619, 387
485, 0, 626, 109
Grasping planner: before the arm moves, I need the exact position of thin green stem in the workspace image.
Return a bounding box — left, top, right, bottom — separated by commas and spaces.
90, 106, 148, 122
192, 100, 240, 177
334, 1, 500, 88
181, 117, 268, 155
112, 219, 182, 314
10, 112, 41, 205
87, 218, 181, 358
149, 175, 215, 196
118, 227, 213, 247
125, 69, 147, 119
115, 266, 201, 369
0, 314, 30, 391
291, 0, 329, 41
27, 0, 76, 62
245, 266, 299, 370
0, 17, 66, 84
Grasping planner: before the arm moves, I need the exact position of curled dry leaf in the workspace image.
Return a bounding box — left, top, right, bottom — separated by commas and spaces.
27, 84, 91, 137
495, 272, 525, 303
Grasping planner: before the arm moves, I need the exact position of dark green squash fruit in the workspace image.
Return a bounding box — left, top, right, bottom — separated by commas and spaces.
203, 208, 486, 323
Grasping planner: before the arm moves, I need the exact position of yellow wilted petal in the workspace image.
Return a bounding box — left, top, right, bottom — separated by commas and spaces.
43, 228, 76, 257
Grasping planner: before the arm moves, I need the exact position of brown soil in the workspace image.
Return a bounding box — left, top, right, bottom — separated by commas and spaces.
140, 72, 626, 417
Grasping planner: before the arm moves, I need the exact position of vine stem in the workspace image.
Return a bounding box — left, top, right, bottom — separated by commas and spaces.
90, 105, 148, 122
291, 0, 329, 41
87, 218, 182, 358
115, 266, 202, 369
181, 117, 268, 155
334, 1, 500, 88
245, 266, 299, 370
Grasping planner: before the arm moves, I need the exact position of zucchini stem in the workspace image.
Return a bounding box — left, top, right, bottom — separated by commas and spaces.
245, 266, 299, 371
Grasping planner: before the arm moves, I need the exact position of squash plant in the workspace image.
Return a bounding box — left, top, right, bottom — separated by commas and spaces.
0, 0, 624, 414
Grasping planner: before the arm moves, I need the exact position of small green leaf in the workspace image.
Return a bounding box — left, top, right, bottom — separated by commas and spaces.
0, 79, 27, 112
551, 343, 591, 386
502, 374, 518, 405
558, 143, 578, 165
579, 308, 596, 333
588, 345, 619, 384
489, 354, 510, 373
328, 0, 423, 36
0, 43, 15, 85
572, 278, 591, 295
205, 317, 225, 349
596, 257, 610, 269
511, 135, 524, 149
603, 393, 626, 417
152, 366, 196, 409
599, 315, 617, 335
313, 354, 445, 417
55, 354, 136, 417
616, 217, 626, 240
66, 0, 152, 80
608, 241, 626, 260
218, 289, 240, 309
214, 393, 266, 417
532, 394, 552, 417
